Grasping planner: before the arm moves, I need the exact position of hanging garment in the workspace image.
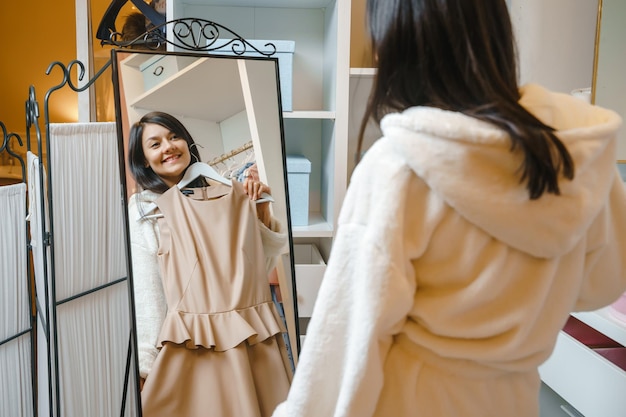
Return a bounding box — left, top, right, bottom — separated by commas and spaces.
0, 182, 33, 417
141, 180, 291, 417
36, 123, 135, 417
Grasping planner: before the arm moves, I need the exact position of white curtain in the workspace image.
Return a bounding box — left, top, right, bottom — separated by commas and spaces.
0, 182, 34, 417
31, 123, 138, 417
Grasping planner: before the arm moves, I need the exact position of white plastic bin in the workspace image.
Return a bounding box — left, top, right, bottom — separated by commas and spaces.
294, 244, 326, 317
286, 155, 311, 227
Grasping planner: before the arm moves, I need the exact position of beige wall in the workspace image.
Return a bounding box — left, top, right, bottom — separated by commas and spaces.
509, 0, 598, 94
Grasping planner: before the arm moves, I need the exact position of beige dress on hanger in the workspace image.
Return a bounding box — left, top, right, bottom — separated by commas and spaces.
141, 180, 292, 417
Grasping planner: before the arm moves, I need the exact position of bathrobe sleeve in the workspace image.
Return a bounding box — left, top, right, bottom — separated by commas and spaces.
272, 143, 441, 416
128, 194, 168, 379
576, 171, 626, 310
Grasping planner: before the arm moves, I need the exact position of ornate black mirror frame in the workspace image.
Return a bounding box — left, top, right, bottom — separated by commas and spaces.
110, 17, 300, 417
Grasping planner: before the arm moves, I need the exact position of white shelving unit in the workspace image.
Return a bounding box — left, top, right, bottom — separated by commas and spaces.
539, 309, 626, 417
168, 0, 351, 245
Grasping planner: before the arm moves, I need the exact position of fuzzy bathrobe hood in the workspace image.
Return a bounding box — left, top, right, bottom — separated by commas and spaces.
379, 83, 622, 259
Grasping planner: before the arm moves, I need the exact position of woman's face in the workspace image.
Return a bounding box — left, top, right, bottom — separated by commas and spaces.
141, 122, 192, 188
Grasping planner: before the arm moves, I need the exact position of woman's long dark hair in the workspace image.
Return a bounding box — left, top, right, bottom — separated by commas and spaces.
360, 0, 574, 199
128, 111, 204, 194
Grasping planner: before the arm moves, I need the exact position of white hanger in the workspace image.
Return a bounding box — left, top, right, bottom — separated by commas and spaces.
140, 162, 273, 218
179, 162, 273, 202
178, 161, 232, 188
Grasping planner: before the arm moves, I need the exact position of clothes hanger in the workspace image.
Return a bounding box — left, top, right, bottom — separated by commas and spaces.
178, 161, 232, 188
221, 157, 240, 180
140, 162, 272, 218
178, 162, 273, 203
96, 0, 166, 42
243, 148, 255, 165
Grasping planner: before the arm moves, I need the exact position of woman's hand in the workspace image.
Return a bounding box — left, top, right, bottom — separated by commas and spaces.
243, 177, 272, 227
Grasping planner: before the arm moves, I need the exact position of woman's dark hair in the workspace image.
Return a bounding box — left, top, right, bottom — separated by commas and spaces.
128, 111, 204, 194
360, 0, 574, 199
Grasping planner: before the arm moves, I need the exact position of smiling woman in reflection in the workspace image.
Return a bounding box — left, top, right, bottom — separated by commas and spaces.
127, 111, 291, 417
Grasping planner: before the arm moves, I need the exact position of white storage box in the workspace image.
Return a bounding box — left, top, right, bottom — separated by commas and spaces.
139, 55, 197, 91
294, 244, 326, 317
286, 155, 311, 226
211, 39, 295, 111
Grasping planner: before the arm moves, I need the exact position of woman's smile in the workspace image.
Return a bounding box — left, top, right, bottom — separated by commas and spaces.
162, 154, 182, 164
141, 122, 192, 187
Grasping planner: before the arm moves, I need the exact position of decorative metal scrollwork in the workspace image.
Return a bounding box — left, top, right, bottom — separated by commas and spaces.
103, 18, 277, 56
25, 86, 42, 154
0, 122, 25, 181
45, 59, 112, 95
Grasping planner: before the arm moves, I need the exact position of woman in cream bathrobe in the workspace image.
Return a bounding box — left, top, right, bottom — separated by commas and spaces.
272, 1, 626, 416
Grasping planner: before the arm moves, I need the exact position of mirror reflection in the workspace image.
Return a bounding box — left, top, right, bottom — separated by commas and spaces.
111, 49, 298, 416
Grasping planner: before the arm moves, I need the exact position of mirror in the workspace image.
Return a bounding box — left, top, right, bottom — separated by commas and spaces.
111, 48, 299, 415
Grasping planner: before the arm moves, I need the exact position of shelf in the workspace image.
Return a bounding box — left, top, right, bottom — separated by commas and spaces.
572, 307, 626, 346
121, 53, 153, 69
282, 111, 336, 120
292, 212, 333, 238
349, 67, 376, 76
129, 57, 246, 122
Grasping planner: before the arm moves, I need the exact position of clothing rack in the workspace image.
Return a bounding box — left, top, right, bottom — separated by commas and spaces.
208, 140, 254, 166
0, 122, 35, 416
